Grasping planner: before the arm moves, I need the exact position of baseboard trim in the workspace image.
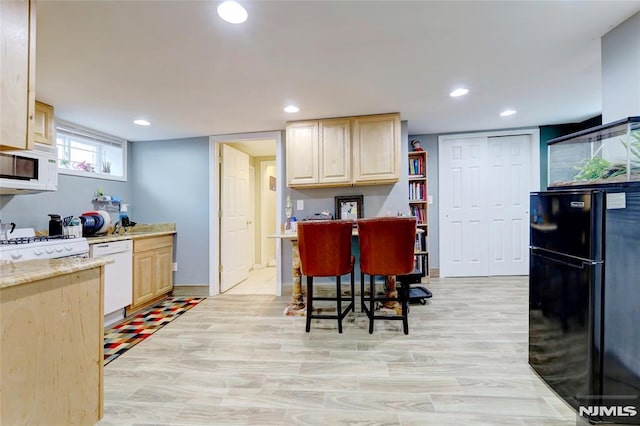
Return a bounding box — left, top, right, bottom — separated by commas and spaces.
429, 268, 440, 278
172, 285, 209, 297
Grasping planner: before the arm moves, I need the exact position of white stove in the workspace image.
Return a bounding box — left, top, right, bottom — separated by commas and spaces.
0, 228, 89, 262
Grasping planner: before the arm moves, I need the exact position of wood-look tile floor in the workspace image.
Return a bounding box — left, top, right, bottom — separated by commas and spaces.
225, 267, 277, 295
98, 276, 581, 426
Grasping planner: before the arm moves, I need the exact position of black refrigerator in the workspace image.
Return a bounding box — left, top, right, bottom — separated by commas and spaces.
529, 188, 640, 424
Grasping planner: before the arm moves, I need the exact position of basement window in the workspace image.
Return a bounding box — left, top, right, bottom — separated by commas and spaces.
56, 120, 127, 181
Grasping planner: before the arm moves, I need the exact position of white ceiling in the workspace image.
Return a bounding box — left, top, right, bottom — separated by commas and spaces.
227, 138, 276, 157
35, 1, 640, 143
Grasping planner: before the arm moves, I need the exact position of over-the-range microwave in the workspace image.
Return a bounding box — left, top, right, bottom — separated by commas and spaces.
0, 149, 58, 194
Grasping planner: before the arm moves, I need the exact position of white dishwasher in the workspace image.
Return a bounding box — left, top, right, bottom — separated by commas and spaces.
90, 239, 133, 327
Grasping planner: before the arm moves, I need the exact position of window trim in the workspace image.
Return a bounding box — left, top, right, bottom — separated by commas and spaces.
56, 120, 127, 182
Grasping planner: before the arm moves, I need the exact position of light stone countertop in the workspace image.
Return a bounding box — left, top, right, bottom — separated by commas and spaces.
85, 223, 176, 244
0, 257, 113, 289
1, 224, 176, 288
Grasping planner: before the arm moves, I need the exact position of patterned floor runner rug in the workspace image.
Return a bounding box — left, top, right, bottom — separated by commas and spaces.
104, 297, 205, 365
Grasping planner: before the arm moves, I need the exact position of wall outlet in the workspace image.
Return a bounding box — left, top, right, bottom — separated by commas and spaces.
297, 199, 304, 210
172, 262, 178, 272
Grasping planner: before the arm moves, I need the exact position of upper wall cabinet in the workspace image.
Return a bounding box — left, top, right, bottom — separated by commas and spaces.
286, 118, 351, 187
352, 113, 401, 184
0, 0, 36, 151
286, 120, 319, 186
33, 101, 55, 146
286, 113, 400, 188
319, 118, 351, 184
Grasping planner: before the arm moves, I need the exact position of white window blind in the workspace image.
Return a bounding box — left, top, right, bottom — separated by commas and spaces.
56, 120, 127, 181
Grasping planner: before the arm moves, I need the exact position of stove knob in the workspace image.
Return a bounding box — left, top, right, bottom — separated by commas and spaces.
55, 247, 63, 253
46, 247, 54, 254
65, 245, 73, 251
33, 248, 43, 256
11, 251, 22, 260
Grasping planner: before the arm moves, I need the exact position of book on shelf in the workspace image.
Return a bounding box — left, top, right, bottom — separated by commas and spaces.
409, 182, 427, 201
408, 155, 425, 176
413, 255, 424, 274
410, 205, 426, 224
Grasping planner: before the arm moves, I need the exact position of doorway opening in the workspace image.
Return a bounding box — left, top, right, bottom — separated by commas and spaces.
208, 132, 283, 297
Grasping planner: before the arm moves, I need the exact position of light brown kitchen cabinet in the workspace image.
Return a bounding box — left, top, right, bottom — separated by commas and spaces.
286, 118, 351, 187
319, 118, 351, 184
130, 235, 174, 312
0, 0, 36, 151
33, 101, 55, 146
286, 120, 319, 186
352, 113, 401, 184
1, 266, 104, 425
286, 113, 400, 188
155, 244, 174, 295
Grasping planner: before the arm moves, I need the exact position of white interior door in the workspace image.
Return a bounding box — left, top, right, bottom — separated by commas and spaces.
439, 134, 532, 277
440, 137, 489, 277
487, 135, 530, 275
249, 165, 255, 268
220, 144, 250, 292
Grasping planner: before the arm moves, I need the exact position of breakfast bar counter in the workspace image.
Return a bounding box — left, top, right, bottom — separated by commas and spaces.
270, 229, 410, 316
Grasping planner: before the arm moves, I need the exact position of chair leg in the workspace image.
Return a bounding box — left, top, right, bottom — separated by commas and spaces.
360, 271, 366, 312
369, 274, 375, 334
336, 275, 343, 334
305, 276, 313, 332
350, 269, 355, 313
402, 283, 409, 335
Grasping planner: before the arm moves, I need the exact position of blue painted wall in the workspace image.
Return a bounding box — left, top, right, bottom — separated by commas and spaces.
0, 116, 605, 288
0, 137, 210, 287
129, 137, 210, 286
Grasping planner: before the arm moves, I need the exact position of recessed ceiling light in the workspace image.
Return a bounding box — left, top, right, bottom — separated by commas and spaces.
449, 88, 469, 97
133, 119, 151, 126
217, 1, 247, 24
284, 105, 300, 113
500, 110, 517, 117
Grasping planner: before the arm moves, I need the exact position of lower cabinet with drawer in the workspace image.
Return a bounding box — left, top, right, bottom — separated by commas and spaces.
130, 235, 174, 312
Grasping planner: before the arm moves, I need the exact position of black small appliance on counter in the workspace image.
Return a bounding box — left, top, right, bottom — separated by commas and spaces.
48, 214, 63, 237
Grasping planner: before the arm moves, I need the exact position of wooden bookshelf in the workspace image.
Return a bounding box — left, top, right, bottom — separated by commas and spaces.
407, 150, 428, 282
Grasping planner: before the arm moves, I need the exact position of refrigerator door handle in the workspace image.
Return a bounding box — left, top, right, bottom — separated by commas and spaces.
531, 248, 599, 269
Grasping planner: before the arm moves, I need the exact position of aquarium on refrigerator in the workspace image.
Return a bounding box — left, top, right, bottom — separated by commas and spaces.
547, 116, 640, 189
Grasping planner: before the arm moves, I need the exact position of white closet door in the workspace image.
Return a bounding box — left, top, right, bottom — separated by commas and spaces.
439, 134, 532, 277
439, 137, 489, 277
487, 135, 530, 276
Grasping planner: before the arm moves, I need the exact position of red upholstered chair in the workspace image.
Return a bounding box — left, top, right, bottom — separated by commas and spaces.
297, 220, 355, 333
358, 217, 417, 334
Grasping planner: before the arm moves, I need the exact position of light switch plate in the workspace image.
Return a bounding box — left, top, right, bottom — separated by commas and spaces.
297, 200, 304, 210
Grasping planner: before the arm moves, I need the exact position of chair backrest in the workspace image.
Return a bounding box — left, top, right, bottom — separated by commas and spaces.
358, 217, 417, 276
297, 220, 354, 277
